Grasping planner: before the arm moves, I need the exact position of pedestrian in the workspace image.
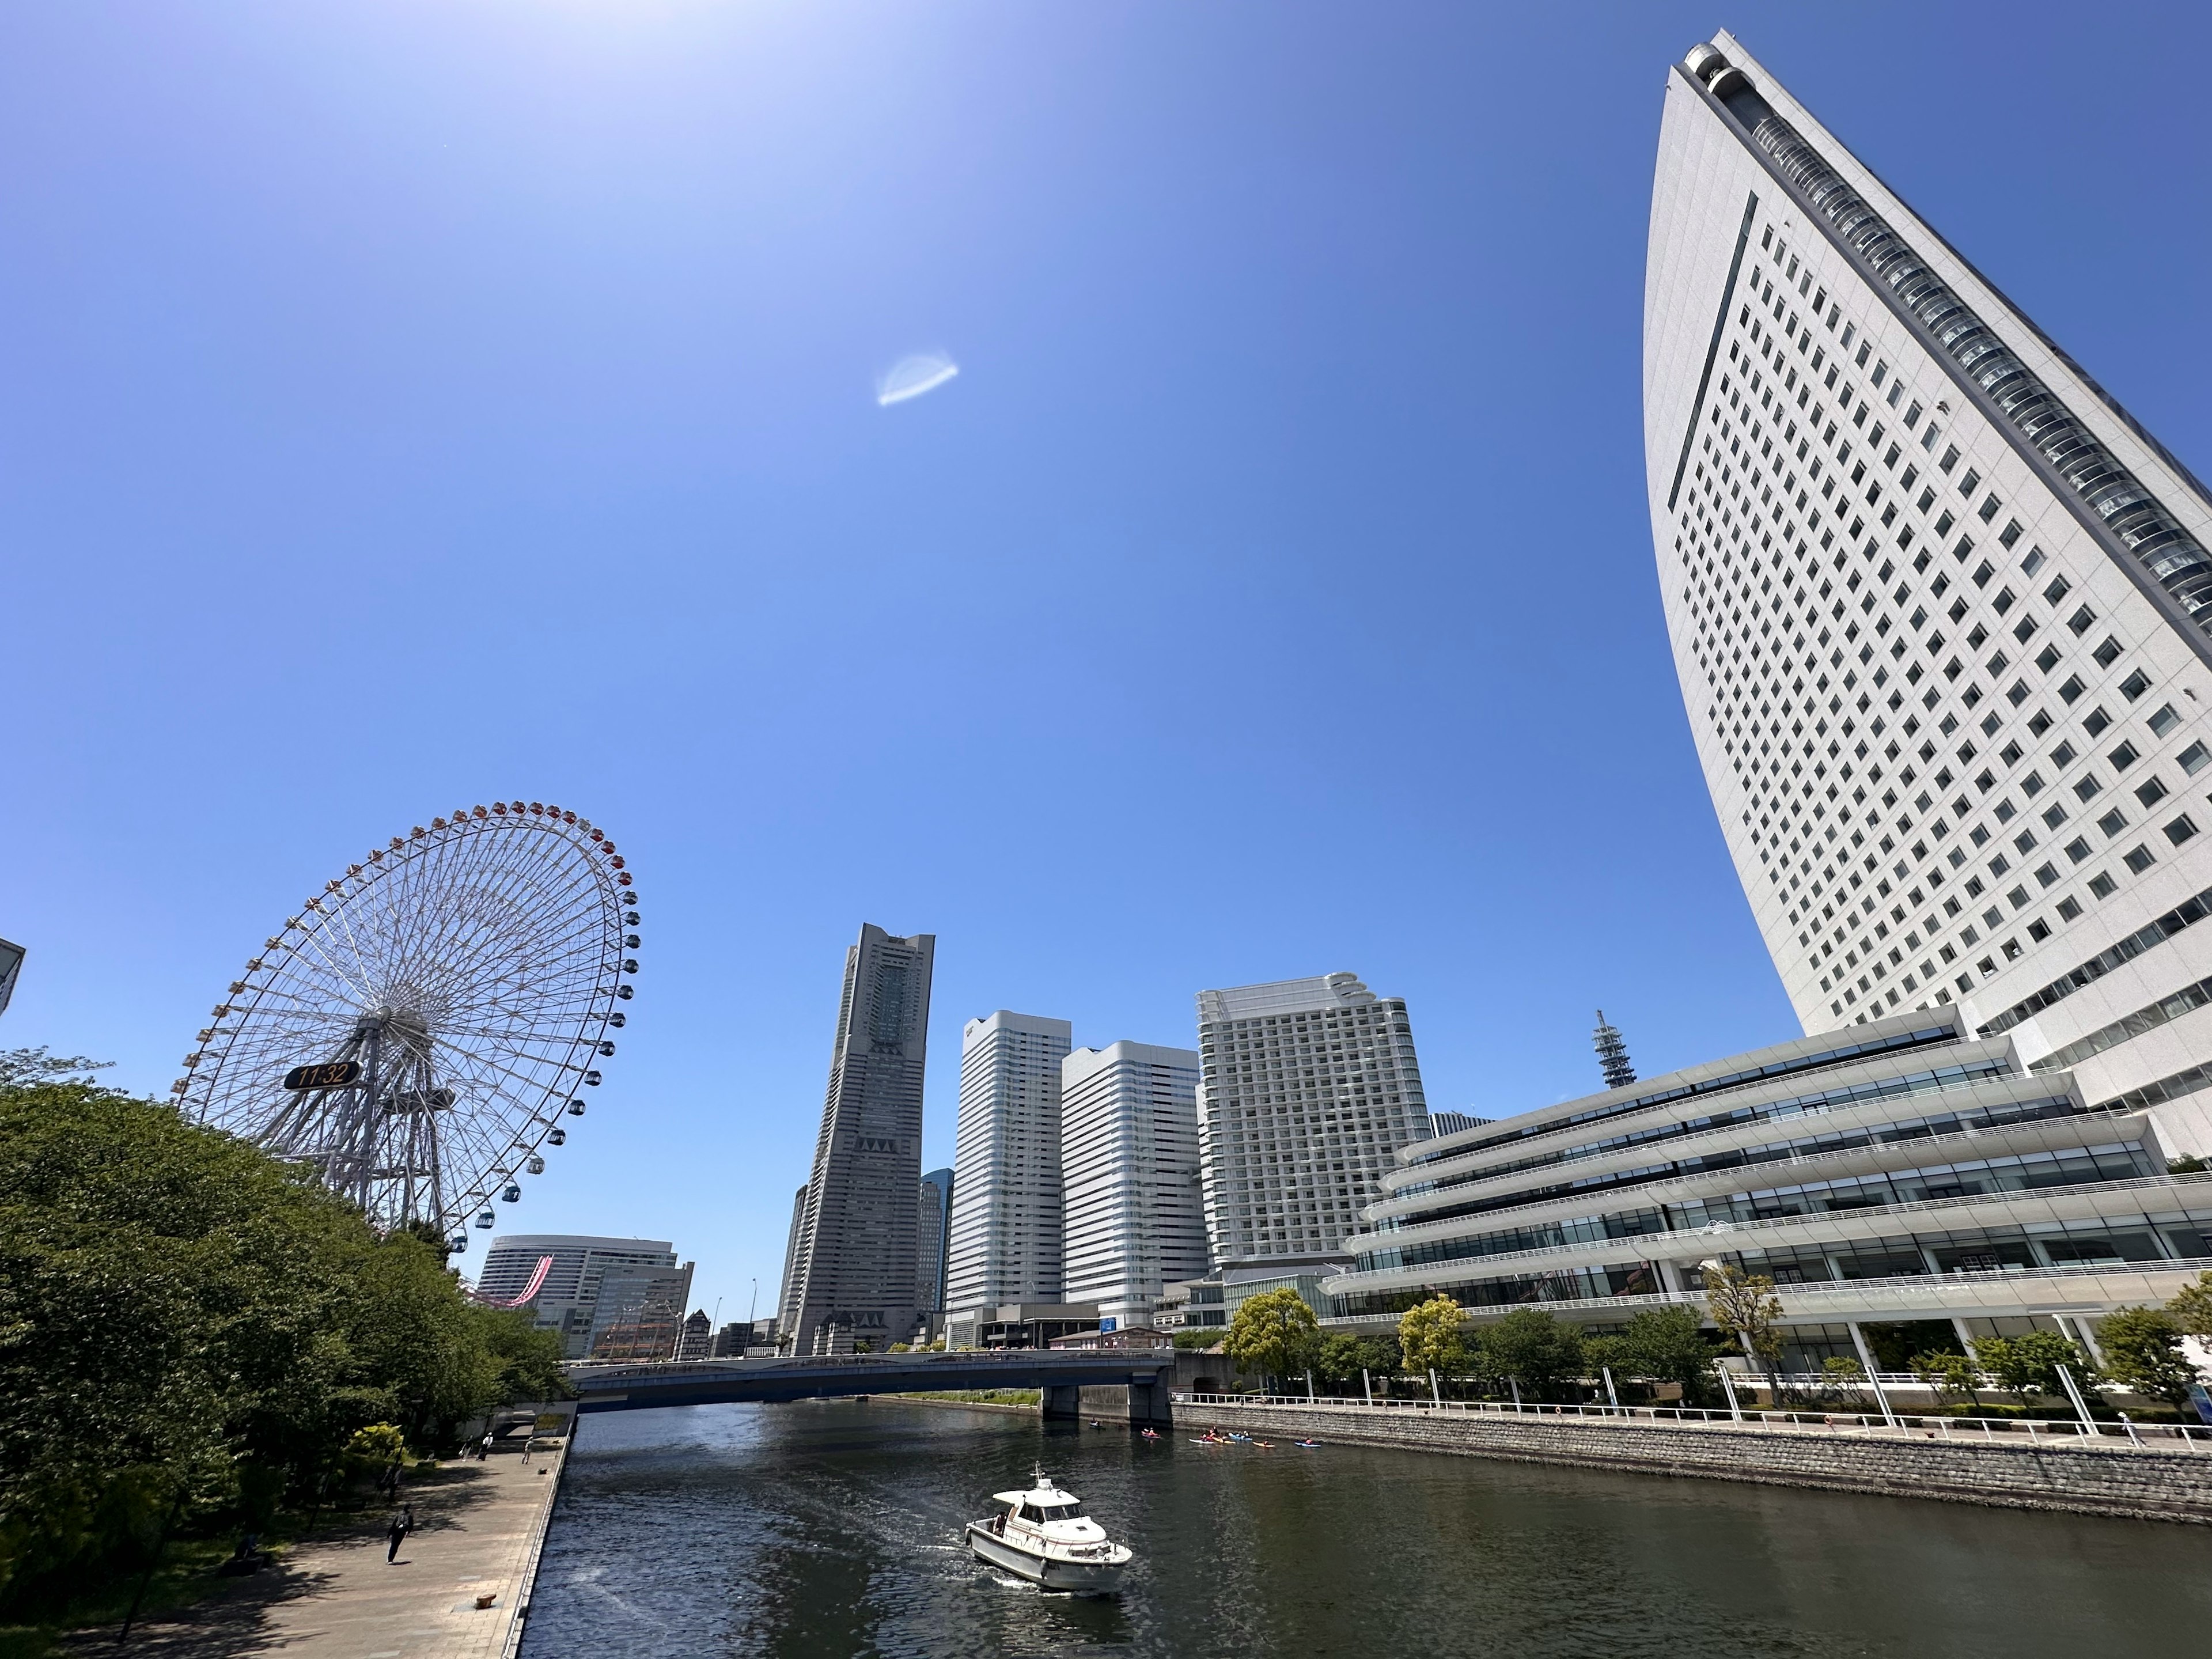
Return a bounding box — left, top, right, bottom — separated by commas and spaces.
380, 1504, 411, 1575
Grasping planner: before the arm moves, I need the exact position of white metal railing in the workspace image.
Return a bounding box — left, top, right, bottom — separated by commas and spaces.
1172, 1391, 2212, 1451
1319, 1255, 2212, 1327
1342, 1171, 2212, 1280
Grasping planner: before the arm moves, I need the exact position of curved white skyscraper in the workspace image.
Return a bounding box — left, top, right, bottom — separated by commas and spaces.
1646, 33, 2212, 1156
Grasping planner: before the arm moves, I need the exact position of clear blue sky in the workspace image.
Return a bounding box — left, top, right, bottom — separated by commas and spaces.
5, 3, 2207, 1323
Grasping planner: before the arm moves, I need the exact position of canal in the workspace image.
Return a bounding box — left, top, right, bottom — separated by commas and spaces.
520, 1400, 2211, 1658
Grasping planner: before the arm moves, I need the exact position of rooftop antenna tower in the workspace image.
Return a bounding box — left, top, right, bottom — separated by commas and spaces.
1593, 1010, 1636, 1090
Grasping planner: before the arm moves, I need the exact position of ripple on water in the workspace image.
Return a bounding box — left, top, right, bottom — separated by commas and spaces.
519, 1402, 2212, 1659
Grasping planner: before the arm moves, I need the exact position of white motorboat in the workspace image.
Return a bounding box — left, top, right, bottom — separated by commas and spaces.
965, 1473, 1132, 1592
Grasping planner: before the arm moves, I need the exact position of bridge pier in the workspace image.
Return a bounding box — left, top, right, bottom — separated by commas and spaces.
1041, 1385, 1082, 1422
1126, 1374, 1173, 1429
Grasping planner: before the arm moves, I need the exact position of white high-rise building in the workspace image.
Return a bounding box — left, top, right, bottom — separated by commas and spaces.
1195, 973, 1430, 1264
945, 1010, 1073, 1311
1060, 1040, 1209, 1328
1646, 35, 2212, 1158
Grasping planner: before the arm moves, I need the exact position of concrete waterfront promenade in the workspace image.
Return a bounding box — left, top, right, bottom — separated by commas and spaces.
72, 1445, 565, 1658
1187, 1396, 2212, 1524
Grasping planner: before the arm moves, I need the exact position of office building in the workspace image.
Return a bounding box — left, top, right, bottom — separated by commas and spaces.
782, 925, 935, 1354
585, 1259, 695, 1361
944, 1302, 1100, 1351
919, 1166, 953, 1316
1647, 33, 2212, 1159
676, 1309, 712, 1361
1060, 1040, 1209, 1328
1317, 34, 2212, 1358
475, 1233, 679, 1359
945, 1012, 1073, 1312
1194, 973, 1431, 1264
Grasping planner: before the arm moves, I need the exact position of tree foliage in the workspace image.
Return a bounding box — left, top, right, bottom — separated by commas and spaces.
1396, 1296, 1468, 1381
1969, 1331, 2095, 1404
2168, 1270, 2212, 1341
1702, 1262, 1784, 1371
1222, 1288, 1319, 1384
1473, 1309, 1584, 1399
2096, 1307, 2201, 1407
0, 1074, 567, 1613
1618, 1306, 1718, 1400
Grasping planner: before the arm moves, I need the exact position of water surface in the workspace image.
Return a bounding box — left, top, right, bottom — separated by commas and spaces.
521, 1400, 2210, 1658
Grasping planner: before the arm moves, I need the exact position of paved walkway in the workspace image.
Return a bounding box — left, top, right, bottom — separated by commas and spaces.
70, 1445, 565, 1658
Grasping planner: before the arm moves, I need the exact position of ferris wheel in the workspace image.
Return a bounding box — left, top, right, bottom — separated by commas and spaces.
174, 801, 638, 1251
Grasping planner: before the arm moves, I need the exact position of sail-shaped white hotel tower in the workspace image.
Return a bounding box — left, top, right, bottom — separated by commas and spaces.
1650, 34, 2212, 1158
1316, 36, 2212, 1363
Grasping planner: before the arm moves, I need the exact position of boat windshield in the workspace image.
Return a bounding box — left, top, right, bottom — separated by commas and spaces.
1020, 1501, 1083, 1521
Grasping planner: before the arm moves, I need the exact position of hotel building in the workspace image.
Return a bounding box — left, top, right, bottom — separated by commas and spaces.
1320, 35, 2212, 1355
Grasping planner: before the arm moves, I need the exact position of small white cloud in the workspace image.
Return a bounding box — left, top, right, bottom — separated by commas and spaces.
877, 351, 959, 407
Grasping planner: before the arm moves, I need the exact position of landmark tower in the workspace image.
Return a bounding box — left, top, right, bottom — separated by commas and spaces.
783, 925, 935, 1353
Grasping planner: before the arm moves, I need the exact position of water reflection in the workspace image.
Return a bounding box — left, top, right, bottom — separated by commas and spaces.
521, 1401, 2211, 1658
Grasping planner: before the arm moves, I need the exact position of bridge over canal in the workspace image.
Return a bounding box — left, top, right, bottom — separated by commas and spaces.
566, 1349, 1181, 1425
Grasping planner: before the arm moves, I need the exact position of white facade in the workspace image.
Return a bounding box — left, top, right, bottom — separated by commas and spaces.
1195, 973, 1430, 1263
1646, 34, 2212, 1158
1060, 1040, 1209, 1327
945, 1010, 1073, 1310
476, 1232, 676, 1359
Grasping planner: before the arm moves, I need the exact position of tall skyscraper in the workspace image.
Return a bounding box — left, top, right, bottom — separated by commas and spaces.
945, 1011, 1073, 1312
1195, 973, 1430, 1263
1647, 33, 2212, 1156
918, 1166, 953, 1316
774, 1183, 808, 1346
1061, 1040, 1209, 1328
782, 925, 935, 1354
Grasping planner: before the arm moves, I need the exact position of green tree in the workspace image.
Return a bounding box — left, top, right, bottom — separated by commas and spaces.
1971, 1331, 2095, 1404
2169, 1270, 2212, 1344
1396, 1296, 1469, 1385
1913, 1350, 1981, 1409
1222, 1289, 1319, 1387
1702, 1261, 1784, 1384
1620, 1306, 1717, 1403
0, 1071, 557, 1615
1474, 1309, 1584, 1400
2096, 1307, 2201, 1407
1314, 1333, 1368, 1385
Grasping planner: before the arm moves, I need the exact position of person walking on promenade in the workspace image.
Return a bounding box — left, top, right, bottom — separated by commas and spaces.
385, 1503, 414, 1563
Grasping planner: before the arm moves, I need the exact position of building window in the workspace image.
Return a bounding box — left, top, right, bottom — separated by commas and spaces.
2092, 637, 2124, 668
2097, 809, 2128, 838
2057, 896, 2084, 921
2122, 670, 2153, 702
2089, 871, 2118, 899
2149, 703, 2183, 737
2180, 741, 2210, 775
2135, 775, 2168, 807
2166, 815, 2199, 847
2059, 676, 2086, 703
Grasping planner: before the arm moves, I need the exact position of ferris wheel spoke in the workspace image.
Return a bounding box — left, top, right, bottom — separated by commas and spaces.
179, 808, 635, 1239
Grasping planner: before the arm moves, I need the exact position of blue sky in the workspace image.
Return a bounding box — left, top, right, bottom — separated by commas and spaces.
5, 2, 2207, 1322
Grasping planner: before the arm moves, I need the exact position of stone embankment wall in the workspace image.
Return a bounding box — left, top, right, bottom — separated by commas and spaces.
1191, 1402, 2212, 1525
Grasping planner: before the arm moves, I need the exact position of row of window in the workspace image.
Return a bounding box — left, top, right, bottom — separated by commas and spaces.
1669, 226, 2204, 1026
